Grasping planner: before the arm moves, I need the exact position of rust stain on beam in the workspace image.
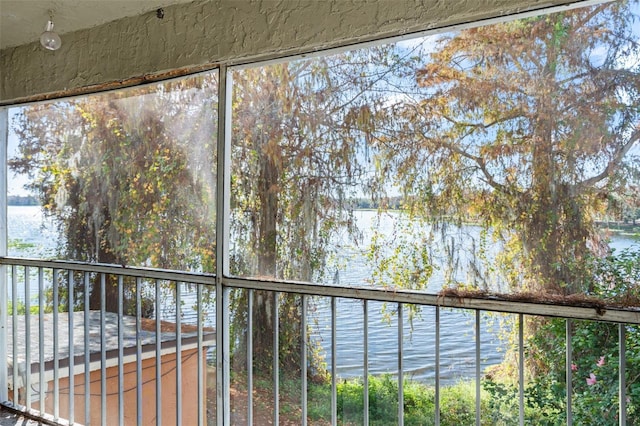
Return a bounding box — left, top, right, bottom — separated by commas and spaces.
0, 63, 220, 107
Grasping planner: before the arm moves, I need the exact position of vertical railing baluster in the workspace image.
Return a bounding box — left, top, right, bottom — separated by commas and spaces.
5, 260, 640, 426
197, 284, 203, 426
398, 303, 404, 426
0, 109, 8, 404
273, 291, 279, 426
221, 286, 231, 426
519, 314, 524, 426
100, 274, 106, 426
117, 276, 124, 426
11, 265, 17, 404
0, 263, 6, 405
435, 306, 440, 426
53, 269, 60, 421
68, 270, 75, 425
24, 266, 31, 410
301, 295, 307, 426
176, 282, 183, 426
247, 290, 253, 426
331, 297, 336, 426
136, 277, 142, 426
566, 319, 573, 426
363, 300, 369, 426
619, 324, 626, 426
475, 310, 481, 426
0, 262, 5, 404
38, 267, 45, 415
156, 280, 162, 426
83, 272, 90, 425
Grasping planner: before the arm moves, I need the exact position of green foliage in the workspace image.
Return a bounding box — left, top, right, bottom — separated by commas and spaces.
7, 300, 48, 315
367, 214, 435, 291
8, 238, 36, 251
439, 382, 485, 426
229, 50, 401, 373
485, 249, 640, 424
10, 76, 219, 315
485, 338, 640, 426
586, 248, 640, 302
370, 0, 640, 294
8, 238, 54, 259
9, 5, 640, 423
10, 77, 218, 272
364, 375, 401, 424
308, 375, 490, 425
483, 378, 566, 425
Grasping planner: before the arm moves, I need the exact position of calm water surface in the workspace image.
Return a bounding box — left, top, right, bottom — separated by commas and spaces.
8, 206, 638, 384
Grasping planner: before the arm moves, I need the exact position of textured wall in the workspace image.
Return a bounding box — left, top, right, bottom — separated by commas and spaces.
1, 0, 588, 103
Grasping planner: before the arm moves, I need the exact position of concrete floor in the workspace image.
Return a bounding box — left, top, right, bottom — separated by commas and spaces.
0, 407, 45, 426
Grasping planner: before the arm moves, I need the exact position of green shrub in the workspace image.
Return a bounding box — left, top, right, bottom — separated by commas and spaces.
484, 249, 640, 425
309, 374, 490, 425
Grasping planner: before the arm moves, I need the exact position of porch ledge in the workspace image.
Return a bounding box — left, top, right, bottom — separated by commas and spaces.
0, 403, 59, 425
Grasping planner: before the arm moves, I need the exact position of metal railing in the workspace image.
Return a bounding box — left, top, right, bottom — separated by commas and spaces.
1, 256, 640, 425
1, 257, 216, 425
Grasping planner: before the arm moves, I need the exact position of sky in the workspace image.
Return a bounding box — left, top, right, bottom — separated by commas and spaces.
7, 108, 29, 197
6, 0, 640, 198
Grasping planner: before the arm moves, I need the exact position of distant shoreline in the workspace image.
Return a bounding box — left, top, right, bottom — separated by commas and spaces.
7, 195, 39, 206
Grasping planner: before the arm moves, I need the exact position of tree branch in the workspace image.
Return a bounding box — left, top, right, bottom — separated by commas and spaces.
578, 127, 640, 189
417, 126, 516, 196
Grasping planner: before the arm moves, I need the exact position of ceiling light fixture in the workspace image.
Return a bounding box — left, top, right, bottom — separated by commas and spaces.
40, 10, 62, 51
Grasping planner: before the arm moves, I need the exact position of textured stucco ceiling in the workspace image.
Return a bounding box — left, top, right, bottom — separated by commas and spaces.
0, 0, 195, 49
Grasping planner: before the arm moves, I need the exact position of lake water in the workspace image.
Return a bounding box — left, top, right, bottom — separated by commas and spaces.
7, 206, 639, 384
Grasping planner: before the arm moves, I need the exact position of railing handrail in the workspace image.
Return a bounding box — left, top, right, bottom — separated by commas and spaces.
225, 277, 640, 325
0, 256, 217, 285
3, 255, 640, 325
2, 255, 639, 425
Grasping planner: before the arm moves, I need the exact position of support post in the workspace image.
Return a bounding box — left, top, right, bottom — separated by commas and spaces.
216, 65, 232, 426
0, 107, 8, 403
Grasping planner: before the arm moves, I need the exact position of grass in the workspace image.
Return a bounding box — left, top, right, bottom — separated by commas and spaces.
238, 372, 491, 425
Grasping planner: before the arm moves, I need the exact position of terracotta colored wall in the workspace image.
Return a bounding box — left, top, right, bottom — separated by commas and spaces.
19, 348, 209, 425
